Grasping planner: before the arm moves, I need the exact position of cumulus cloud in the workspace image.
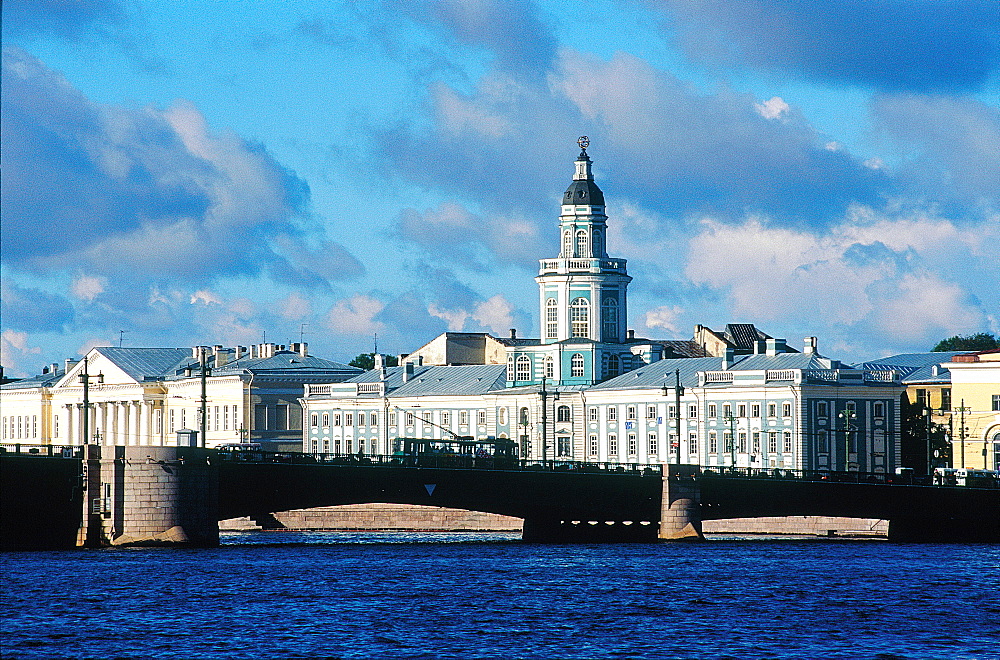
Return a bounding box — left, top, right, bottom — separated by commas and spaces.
645, 305, 685, 334
0, 47, 362, 288
71, 274, 106, 302
683, 212, 998, 357
656, 0, 1000, 93
325, 294, 386, 336
1, 329, 43, 377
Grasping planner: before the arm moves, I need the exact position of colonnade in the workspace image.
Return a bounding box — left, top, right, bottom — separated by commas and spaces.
62, 400, 165, 446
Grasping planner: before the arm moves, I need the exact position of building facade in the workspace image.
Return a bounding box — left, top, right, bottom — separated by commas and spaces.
945, 351, 1000, 470
1, 343, 360, 451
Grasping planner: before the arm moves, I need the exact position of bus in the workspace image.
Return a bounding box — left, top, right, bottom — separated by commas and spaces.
933, 467, 1000, 488
393, 436, 519, 469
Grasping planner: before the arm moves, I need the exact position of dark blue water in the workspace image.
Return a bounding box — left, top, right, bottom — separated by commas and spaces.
3, 532, 999, 659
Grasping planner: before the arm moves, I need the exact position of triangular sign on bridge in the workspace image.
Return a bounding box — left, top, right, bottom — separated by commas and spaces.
424, 484, 436, 496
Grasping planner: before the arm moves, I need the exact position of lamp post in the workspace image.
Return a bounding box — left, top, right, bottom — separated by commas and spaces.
662, 369, 684, 465
955, 400, 971, 469
838, 409, 856, 472
723, 412, 737, 469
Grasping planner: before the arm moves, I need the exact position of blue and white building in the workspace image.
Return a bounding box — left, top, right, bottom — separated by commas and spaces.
302, 141, 905, 472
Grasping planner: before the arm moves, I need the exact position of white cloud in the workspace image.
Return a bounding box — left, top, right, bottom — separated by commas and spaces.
325, 295, 385, 336
472, 295, 515, 334
645, 305, 685, 334
0, 330, 42, 377
191, 289, 223, 306
278, 292, 312, 320
427, 303, 469, 331
71, 274, 106, 301
755, 96, 790, 120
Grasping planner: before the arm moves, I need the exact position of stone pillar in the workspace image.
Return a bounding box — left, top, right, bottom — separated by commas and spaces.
65, 404, 75, 445
659, 463, 704, 541
99, 446, 219, 546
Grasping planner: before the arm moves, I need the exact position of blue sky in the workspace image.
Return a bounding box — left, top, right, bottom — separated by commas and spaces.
2, 0, 999, 376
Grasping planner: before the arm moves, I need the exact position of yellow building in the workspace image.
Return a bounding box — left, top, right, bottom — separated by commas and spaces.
946, 351, 1000, 470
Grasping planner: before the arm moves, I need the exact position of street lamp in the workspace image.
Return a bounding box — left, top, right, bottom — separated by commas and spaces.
954, 400, 971, 469
723, 412, 737, 469
838, 409, 856, 472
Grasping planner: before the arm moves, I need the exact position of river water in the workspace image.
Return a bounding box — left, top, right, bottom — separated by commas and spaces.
2, 532, 998, 659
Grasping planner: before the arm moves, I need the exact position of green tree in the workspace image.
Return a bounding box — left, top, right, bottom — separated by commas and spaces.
348, 353, 399, 370
899, 395, 951, 475
931, 333, 999, 352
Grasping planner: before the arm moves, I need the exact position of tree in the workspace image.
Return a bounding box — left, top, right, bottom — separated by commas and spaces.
932, 333, 999, 352
899, 394, 951, 475
348, 353, 399, 370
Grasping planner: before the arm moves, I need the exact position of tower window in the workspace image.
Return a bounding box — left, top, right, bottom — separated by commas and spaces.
544, 356, 554, 379
576, 230, 588, 258
571, 353, 585, 377
602, 297, 618, 341
516, 355, 531, 382
593, 229, 603, 257
546, 298, 558, 339
570, 298, 590, 338
562, 230, 572, 257
607, 353, 620, 378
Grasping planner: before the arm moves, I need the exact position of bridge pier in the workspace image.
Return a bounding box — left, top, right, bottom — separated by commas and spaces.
85, 446, 219, 547
659, 464, 704, 541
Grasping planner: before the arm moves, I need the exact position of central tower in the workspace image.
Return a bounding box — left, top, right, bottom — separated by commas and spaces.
535, 137, 631, 345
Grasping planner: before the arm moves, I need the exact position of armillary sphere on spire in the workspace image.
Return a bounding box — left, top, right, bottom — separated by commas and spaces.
577, 136, 590, 153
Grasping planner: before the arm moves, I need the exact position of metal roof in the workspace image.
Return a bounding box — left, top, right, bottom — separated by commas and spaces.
856, 352, 963, 384
208, 353, 361, 379
591, 357, 722, 391
348, 364, 507, 397
0, 370, 65, 390
95, 347, 193, 382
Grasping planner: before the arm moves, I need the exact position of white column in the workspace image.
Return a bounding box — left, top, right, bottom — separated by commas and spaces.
65, 404, 75, 445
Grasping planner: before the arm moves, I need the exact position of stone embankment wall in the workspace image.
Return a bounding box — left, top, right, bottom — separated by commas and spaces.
220, 505, 886, 538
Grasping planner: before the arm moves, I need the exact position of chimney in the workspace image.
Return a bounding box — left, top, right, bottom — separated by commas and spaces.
214, 346, 229, 368
931, 365, 939, 377
298, 342, 308, 357
804, 337, 818, 355
627, 329, 635, 340
403, 361, 415, 383
510, 328, 517, 339
42, 366, 49, 374
65, 359, 78, 373
722, 347, 735, 370
765, 338, 787, 356
192, 346, 202, 359
374, 353, 384, 369
754, 340, 766, 355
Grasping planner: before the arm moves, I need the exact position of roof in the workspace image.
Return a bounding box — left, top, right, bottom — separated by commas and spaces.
208, 353, 361, 379
856, 352, 963, 384
94, 347, 192, 382
349, 364, 508, 397
0, 369, 65, 390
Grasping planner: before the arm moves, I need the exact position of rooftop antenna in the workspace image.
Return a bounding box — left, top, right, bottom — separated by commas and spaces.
119, 330, 128, 348
374, 332, 378, 357
299, 323, 309, 344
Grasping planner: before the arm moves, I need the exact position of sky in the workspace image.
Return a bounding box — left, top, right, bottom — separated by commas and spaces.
2, 0, 999, 376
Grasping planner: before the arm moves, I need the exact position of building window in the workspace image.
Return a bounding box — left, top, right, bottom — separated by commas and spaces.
608, 406, 617, 421
628, 434, 637, 456
689, 432, 698, 454
55, 415, 61, 438
738, 432, 747, 453
606, 353, 620, 379
873, 402, 885, 418
516, 355, 531, 382
370, 412, 378, 427
519, 407, 529, 425
915, 389, 928, 408
546, 298, 558, 339
751, 404, 761, 418
668, 405, 677, 419
724, 432, 733, 454
345, 412, 354, 427
570, 298, 590, 338
358, 412, 366, 427
576, 229, 588, 257
593, 229, 603, 256
544, 356, 554, 379
708, 404, 717, 418
589, 435, 599, 456
783, 431, 792, 453
817, 401, 828, 418
709, 432, 718, 454
768, 432, 778, 453
752, 431, 760, 453
322, 412, 330, 428
170, 409, 176, 433
818, 429, 829, 453
626, 405, 636, 420
723, 404, 732, 418
768, 403, 777, 418
602, 298, 618, 341
499, 408, 507, 426
993, 394, 1000, 412
478, 411, 487, 426
557, 436, 572, 457
557, 405, 571, 423
562, 230, 572, 257
588, 407, 598, 422
782, 403, 792, 418
571, 353, 585, 378
647, 405, 657, 419
406, 412, 414, 426
273, 405, 287, 430
460, 411, 469, 426
688, 405, 698, 419
941, 389, 951, 411
737, 404, 746, 418
311, 413, 319, 428
609, 434, 618, 456
648, 433, 658, 455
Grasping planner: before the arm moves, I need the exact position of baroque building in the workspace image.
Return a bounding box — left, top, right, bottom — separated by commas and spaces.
302, 140, 906, 472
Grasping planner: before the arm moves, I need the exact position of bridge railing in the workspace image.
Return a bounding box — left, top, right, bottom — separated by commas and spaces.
216, 449, 662, 475
0, 443, 84, 458
689, 466, 999, 488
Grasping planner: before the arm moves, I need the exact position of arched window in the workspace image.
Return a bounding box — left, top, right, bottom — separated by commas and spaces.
544, 356, 554, 379
545, 298, 558, 339
571, 353, 585, 377
607, 353, 621, 378
570, 298, 589, 338
519, 407, 529, 425
562, 230, 572, 257
557, 405, 571, 422
516, 355, 531, 381
507, 354, 515, 377
310, 413, 319, 428
322, 413, 330, 427
593, 229, 603, 257
499, 408, 507, 425
602, 298, 618, 341
576, 230, 588, 257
